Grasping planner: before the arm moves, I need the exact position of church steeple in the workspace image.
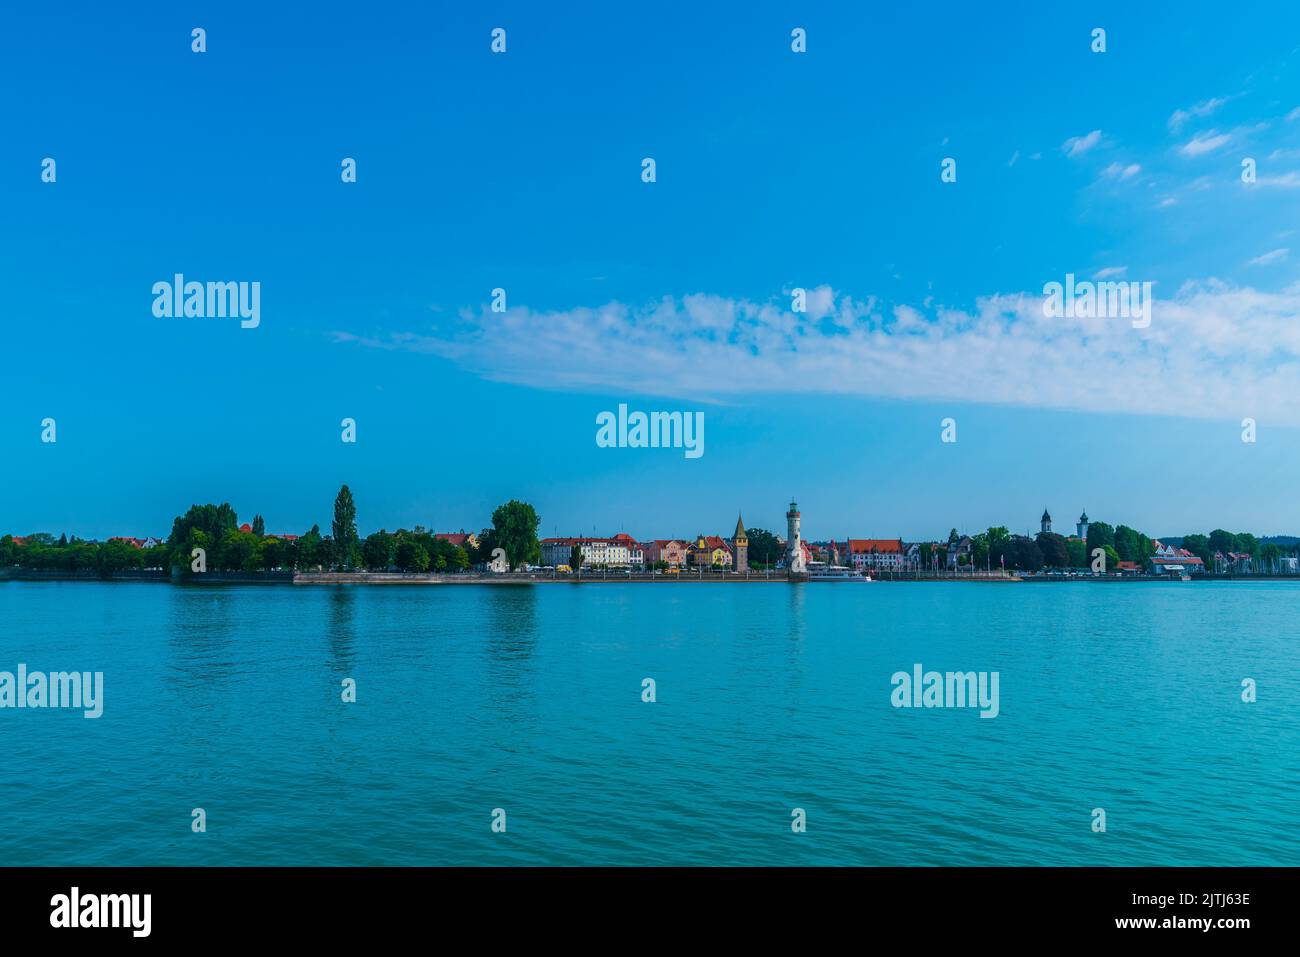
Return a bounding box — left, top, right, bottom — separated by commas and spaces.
732, 513, 749, 573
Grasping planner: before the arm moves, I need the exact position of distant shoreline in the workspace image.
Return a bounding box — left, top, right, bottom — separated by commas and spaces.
4, 568, 1299, 585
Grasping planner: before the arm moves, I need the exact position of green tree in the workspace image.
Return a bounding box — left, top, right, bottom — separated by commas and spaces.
218, 528, 260, 571
1035, 531, 1070, 567
251, 514, 265, 536
569, 543, 583, 569
467, 529, 495, 566
1182, 533, 1212, 569
745, 527, 782, 568
1086, 521, 1115, 557
1260, 542, 1281, 572
1101, 544, 1121, 572
362, 531, 395, 571
317, 536, 340, 571
168, 503, 238, 567
96, 538, 143, 577
490, 500, 540, 571
394, 539, 429, 572
332, 485, 359, 569
1207, 529, 1237, 555
297, 525, 324, 570
261, 537, 287, 571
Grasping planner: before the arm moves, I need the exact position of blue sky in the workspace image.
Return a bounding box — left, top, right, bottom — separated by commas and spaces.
3, 1, 1300, 542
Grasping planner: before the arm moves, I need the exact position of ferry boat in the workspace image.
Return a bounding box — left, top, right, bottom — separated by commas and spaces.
807, 562, 872, 581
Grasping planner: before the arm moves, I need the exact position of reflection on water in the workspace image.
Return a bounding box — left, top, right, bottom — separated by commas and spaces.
165, 586, 243, 692
787, 582, 806, 643
483, 586, 539, 712
326, 586, 356, 673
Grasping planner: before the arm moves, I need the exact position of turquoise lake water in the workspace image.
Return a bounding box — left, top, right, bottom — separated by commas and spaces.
1, 580, 1297, 866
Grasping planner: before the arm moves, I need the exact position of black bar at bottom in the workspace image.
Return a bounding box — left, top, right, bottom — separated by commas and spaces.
0, 867, 1285, 942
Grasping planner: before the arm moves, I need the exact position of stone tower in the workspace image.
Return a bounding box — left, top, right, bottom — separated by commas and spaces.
732, 514, 748, 572
1077, 510, 1089, 541
1041, 509, 1052, 535
786, 498, 806, 573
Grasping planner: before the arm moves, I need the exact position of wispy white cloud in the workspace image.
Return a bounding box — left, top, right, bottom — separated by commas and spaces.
1179, 129, 1233, 156
1100, 162, 1141, 180
1062, 130, 1102, 157
1287, 106, 1300, 122
333, 283, 1300, 424
1093, 266, 1128, 279
1258, 170, 1300, 188
1168, 96, 1229, 132
1247, 248, 1289, 266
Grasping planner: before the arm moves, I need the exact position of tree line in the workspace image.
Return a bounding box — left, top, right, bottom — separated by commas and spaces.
1, 487, 544, 575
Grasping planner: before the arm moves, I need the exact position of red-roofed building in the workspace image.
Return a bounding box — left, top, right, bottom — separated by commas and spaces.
688, 535, 733, 567
1213, 551, 1253, 574
607, 534, 645, 566
647, 539, 688, 567
435, 532, 480, 551
1150, 540, 1206, 575
845, 538, 910, 572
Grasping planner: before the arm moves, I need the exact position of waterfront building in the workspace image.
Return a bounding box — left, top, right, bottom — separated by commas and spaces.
109, 536, 165, 549
1076, 510, 1090, 540
436, 532, 480, 551
1149, 540, 1205, 575
689, 535, 733, 567
732, 515, 748, 573
845, 538, 909, 572
539, 536, 631, 568
540, 537, 579, 567
1213, 551, 1254, 574
1041, 509, 1052, 535
946, 535, 973, 568
648, 539, 688, 567
609, 533, 644, 567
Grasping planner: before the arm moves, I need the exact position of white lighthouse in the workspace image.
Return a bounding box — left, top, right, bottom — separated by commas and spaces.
786, 498, 806, 574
